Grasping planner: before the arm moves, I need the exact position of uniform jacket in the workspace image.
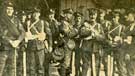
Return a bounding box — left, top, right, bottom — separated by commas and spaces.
0, 14, 25, 50
27, 20, 45, 51
80, 21, 105, 52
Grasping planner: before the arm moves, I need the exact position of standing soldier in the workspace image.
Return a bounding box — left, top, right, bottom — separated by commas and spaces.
123, 9, 135, 76
44, 8, 59, 53
25, 8, 46, 76
17, 11, 27, 76
80, 8, 105, 76
0, 1, 25, 76
44, 8, 59, 76
59, 8, 76, 76
97, 8, 112, 76
73, 12, 83, 76
108, 10, 126, 76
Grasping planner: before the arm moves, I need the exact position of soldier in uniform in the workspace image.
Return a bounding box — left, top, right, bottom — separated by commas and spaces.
44, 8, 60, 76
0, 1, 25, 76
108, 10, 126, 76
25, 8, 46, 76
59, 8, 76, 76
122, 9, 135, 76
80, 8, 105, 76
17, 11, 27, 76
97, 8, 112, 76
73, 12, 83, 76
44, 8, 60, 53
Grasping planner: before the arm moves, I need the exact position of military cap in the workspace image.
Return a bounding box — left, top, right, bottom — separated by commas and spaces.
3, 1, 14, 7
98, 8, 106, 14
88, 8, 98, 15
17, 11, 26, 17
63, 8, 73, 14
46, 9, 55, 15
33, 7, 40, 12
26, 7, 33, 14
73, 12, 83, 18
112, 10, 121, 16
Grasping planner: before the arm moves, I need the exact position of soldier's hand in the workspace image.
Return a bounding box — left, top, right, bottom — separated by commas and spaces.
25, 32, 38, 40
25, 32, 32, 40
10, 40, 20, 48
38, 32, 46, 41
124, 36, 132, 44
114, 36, 122, 42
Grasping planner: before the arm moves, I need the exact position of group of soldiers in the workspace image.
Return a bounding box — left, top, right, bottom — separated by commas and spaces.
0, 1, 135, 76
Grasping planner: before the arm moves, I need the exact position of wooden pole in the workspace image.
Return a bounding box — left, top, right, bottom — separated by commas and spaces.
110, 53, 114, 76
107, 55, 111, 76
14, 48, 17, 76
23, 50, 27, 76
92, 53, 96, 76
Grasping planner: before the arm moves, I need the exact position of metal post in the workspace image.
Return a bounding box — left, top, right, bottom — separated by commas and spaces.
14, 48, 17, 76
92, 53, 96, 76
23, 50, 27, 76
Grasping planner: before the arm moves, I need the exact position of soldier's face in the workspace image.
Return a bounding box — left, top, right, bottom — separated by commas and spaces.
99, 12, 105, 18
75, 17, 82, 23
33, 12, 40, 20
125, 13, 134, 22
6, 6, 14, 16
112, 16, 119, 23
89, 13, 97, 21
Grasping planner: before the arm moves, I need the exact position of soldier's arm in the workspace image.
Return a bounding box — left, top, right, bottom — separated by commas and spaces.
11, 19, 25, 48
61, 21, 70, 35
68, 27, 78, 38
44, 21, 53, 52
18, 21, 25, 42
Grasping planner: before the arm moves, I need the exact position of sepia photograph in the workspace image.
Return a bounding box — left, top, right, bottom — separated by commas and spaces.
0, 0, 135, 76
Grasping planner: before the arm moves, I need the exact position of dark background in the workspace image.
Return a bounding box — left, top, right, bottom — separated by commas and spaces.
0, 0, 135, 18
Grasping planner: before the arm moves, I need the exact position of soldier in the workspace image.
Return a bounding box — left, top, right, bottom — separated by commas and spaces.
108, 10, 126, 76
59, 8, 76, 76
80, 8, 105, 76
25, 8, 46, 76
17, 11, 27, 76
122, 9, 135, 76
44, 8, 59, 76
44, 8, 59, 52
73, 12, 83, 76
97, 8, 112, 76
0, 1, 25, 76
